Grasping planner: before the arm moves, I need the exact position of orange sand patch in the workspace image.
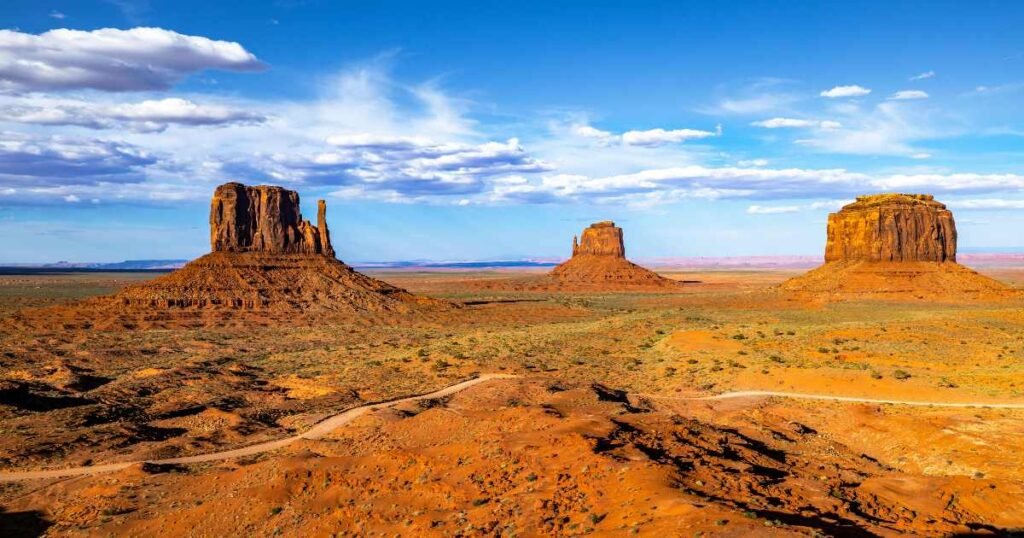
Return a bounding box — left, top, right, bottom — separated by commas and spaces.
271, 375, 337, 399
662, 329, 744, 353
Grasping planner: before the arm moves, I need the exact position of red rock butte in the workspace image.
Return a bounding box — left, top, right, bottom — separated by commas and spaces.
545, 221, 679, 290
824, 194, 956, 263
7, 182, 448, 328
210, 182, 335, 257
782, 193, 1009, 300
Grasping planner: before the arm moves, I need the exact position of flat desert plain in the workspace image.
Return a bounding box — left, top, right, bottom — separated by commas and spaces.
2, 266, 1024, 537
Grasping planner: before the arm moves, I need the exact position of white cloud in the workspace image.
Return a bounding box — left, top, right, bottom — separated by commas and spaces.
751, 117, 842, 130
948, 198, 1024, 210
490, 166, 1024, 207
910, 71, 935, 81
621, 127, 719, 146
0, 132, 155, 187
820, 85, 872, 98
795, 102, 940, 157
910, 152, 932, 159
747, 204, 800, 214
571, 124, 720, 147
63, 194, 80, 203
738, 159, 768, 167
0, 97, 267, 132
0, 27, 264, 92
49, 11, 66, 20
573, 124, 614, 142
888, 90, 929, 100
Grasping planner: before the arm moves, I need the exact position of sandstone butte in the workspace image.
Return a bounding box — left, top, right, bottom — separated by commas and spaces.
544, 221, 680, 290
8, 182, 447, 329
782, 193, 1010, 300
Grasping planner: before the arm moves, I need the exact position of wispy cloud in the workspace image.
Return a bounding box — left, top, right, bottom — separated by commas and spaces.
572, 124, 720, 147
751, 117, 841, 130
820, 85, 872, 98
888, 90, 929, 100
0, 97, 267, 132
910, 71, 935, 81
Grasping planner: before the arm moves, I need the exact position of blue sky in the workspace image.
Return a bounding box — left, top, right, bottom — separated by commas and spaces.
1, 1, 1023, 263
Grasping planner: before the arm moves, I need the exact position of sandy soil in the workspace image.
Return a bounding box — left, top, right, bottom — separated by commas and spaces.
1, 267, 1023, 536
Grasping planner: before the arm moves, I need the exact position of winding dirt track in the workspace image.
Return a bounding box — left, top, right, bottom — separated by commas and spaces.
3, 376, 1023, 483
641, 390, 1024, 409
0, 373, 517, 483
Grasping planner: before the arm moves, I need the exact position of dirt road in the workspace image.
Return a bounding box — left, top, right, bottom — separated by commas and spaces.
4, 376, 1022, 483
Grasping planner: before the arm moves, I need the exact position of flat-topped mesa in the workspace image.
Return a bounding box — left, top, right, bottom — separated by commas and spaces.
210, 182, 335, 257
572, 221, 626, 258
824, 193, 956, 263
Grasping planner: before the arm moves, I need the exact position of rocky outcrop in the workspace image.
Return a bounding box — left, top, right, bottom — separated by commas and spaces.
210, 182, 335, 257
572, 221, 626, 258
824, 194, 956, 263
782, 193, 1010, 301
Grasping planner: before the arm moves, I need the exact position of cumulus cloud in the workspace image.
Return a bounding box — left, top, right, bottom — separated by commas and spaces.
0, 27, 264, 92
221, 136, 554, 199
0, 132, 156, 187
888, 90, 929, 100
948, 198, 1024, 210
487, 166, 1024, 206
820, 85, 872, 98
0, 97, 267, 132
910, 71, 935, 81
571, 124, 720, 147
751, 117, 842, 130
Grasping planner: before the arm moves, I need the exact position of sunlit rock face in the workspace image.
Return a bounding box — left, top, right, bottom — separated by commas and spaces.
824, 194, 957, 263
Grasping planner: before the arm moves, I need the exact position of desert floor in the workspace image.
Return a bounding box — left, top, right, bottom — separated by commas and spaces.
1, 267, 1024, 536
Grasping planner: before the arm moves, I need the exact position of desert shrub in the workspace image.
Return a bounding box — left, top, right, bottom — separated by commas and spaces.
893, 369, 911, 380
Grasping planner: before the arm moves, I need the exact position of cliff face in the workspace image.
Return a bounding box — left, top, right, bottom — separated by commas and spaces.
824, 194, 956, 263
210, 182, 335, 257
572, 221, 626, 258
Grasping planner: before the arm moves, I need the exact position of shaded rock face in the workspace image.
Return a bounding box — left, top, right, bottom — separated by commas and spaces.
210, 182, 335, 257
824, 194, 956, 263
572, 221, 626, 258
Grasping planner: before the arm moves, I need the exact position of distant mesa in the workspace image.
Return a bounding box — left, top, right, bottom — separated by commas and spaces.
782, 193, 1010, 300
481, 221, 680, 291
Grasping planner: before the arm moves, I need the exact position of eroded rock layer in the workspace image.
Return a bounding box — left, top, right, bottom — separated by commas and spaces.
572, 221, 626, 258
210, 182, 335, 257
824, 194, 956, 263
783, 193, 1010, 300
